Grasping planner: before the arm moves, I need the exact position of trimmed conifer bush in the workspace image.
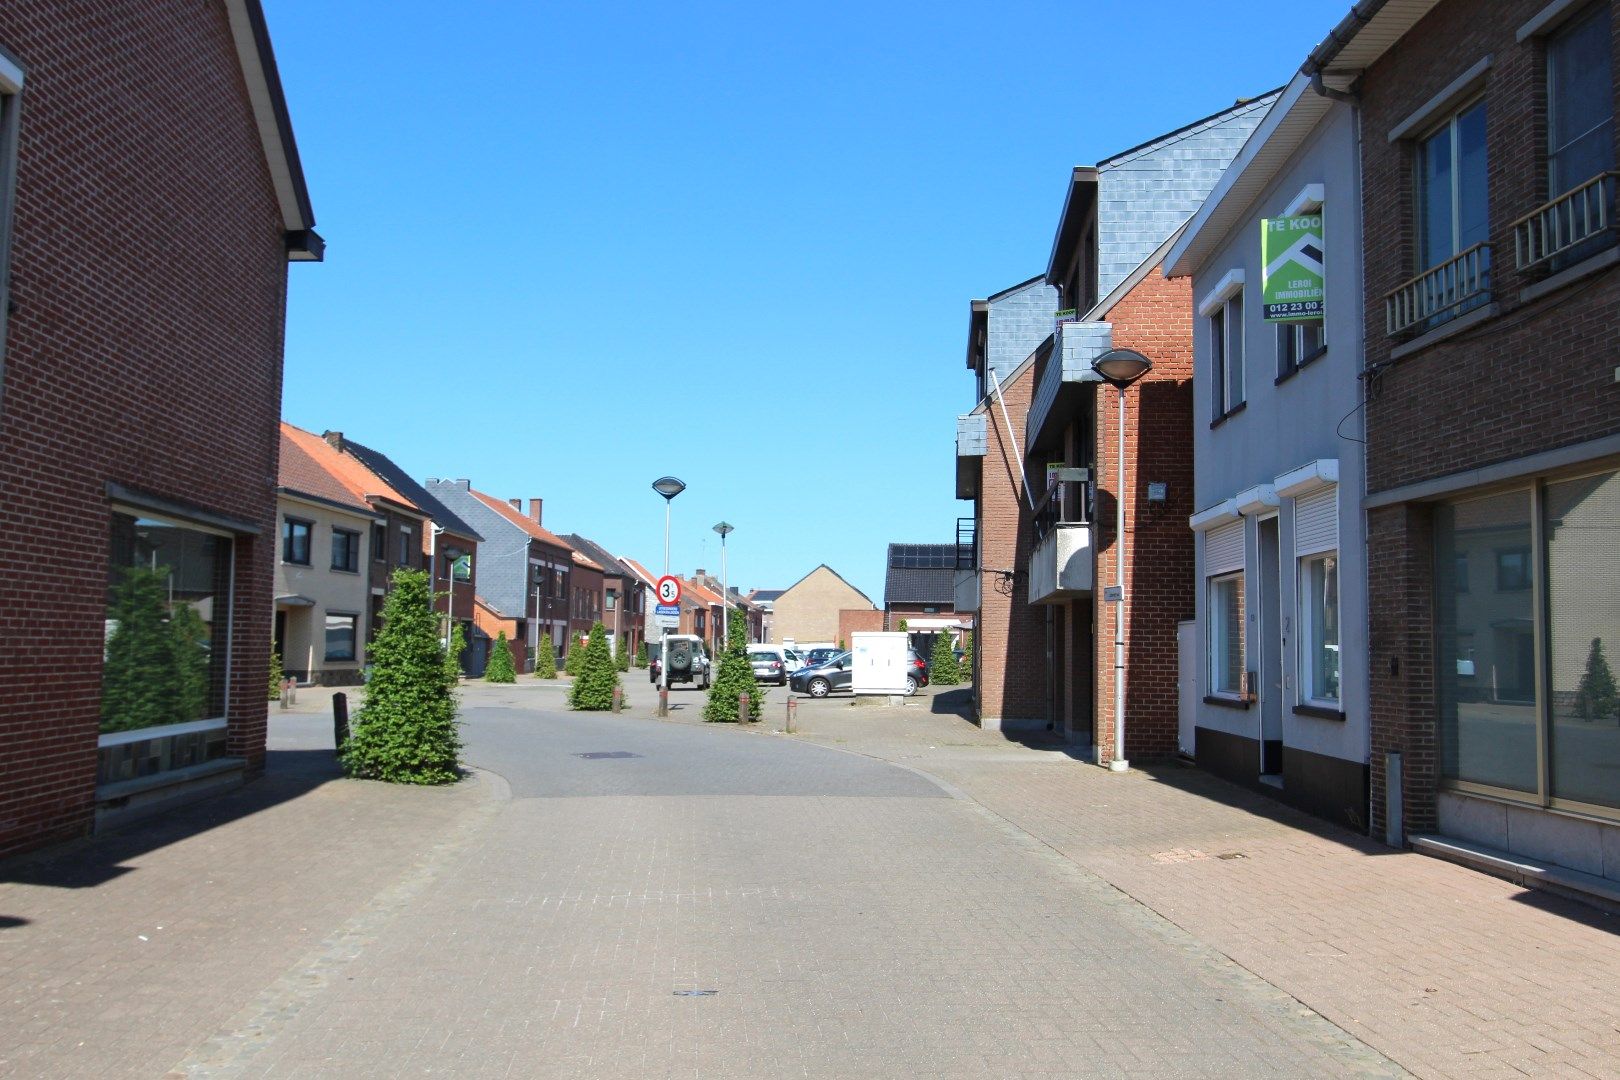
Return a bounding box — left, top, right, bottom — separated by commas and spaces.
564, 632, 584, 675
101, 565, 212, 731
615, 636, 630, 672
634, 640, 649, 668
929, 632, 961, 686
485, 630, 516, 683
342, 568, 462, 784
705, 608, 762, 723
569, 622, 620, 710
269, 647, 283, 701
1577, 637, 1619, 721
961, 630, 974, 674
535, 632, 557, 678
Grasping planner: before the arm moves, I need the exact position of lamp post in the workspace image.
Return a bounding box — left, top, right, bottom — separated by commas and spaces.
1091, 348, 1153, 773
712, 521, 734, 648
651, 477, 686, 714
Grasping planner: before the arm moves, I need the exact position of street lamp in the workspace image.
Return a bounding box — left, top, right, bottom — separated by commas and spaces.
713, 521, 734, 648
1091, 348, 1153, 774
651, 477, 686, 714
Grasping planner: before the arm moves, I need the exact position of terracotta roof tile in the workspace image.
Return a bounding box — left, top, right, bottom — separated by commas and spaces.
279, 423, 400, 511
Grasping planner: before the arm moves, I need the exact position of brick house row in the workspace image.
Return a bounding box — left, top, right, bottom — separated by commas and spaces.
956, 0, 1620, 897
0, 0, 322, 857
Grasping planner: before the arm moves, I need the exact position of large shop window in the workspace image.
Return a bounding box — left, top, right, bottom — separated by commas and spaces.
1436, 471, 1620, 814
99, 511, 233, 783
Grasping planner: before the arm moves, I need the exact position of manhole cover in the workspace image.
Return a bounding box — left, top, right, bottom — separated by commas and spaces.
1216, 852, 1247, 860
672, 989, 718, 997
575, 751, 641, 760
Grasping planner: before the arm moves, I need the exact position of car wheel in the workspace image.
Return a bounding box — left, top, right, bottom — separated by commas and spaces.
905, 675, 919, 696
809, 677, 830, 698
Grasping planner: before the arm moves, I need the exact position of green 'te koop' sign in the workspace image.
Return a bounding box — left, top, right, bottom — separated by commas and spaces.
1261, 214, 1324, 322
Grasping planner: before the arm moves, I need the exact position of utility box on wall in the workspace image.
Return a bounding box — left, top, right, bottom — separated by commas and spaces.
852, 631, 908, 695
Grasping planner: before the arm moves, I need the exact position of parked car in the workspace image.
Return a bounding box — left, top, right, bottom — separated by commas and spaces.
790, 651, 852, 697
801, 646, 842, 670
907, 648, 930, 693
648, 634, 711, 689
747, 646, 790, 685
781, 647, 806, 673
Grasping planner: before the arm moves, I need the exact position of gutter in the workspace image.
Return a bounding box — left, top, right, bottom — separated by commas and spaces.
1301, 0, 1389, 77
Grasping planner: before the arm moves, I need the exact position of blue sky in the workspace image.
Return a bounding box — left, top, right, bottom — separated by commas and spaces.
272, 0, 1345, 602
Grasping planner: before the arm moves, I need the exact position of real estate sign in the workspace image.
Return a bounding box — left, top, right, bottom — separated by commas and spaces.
1261, 214, 1324, 322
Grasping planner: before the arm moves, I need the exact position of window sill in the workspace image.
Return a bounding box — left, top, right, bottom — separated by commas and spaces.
1293, 703, 1346, 721
1518, 243, 1620, 305
282, 559, 312, 568
1209, 401, 1248, 430
330, 566, 360, 575
1275, 346, 1328, 386
1388, 301, 1500, 362
1204, 694, 1251, 710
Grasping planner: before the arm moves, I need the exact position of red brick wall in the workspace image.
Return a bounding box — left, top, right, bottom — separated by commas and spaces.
974, 361, 1048, 725
0, 1, 292, 856
1093, 265, 1198, 761
1358, 0, 1620, 838
837, 608, 883, 647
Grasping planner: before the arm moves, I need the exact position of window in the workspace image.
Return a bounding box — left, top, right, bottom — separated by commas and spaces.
0, 52, 20, 365
1276, 319, 1325, 379
1208, 572, 1246, 697
371, 523, 386, 562
1210, 292, 1244, 417
1547, 4, 1614, 197
1436, 474, 1620, 813
282, 518, 312, 565
331, 528, 359, 572
397, 526, 412, 566
1299, 553, 1340, 705
1416, 99, 1489, 275
99, 511, 232, 782
324, 614, 358, 662
606, 590, 617, 611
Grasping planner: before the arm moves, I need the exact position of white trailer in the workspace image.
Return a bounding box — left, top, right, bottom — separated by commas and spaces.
851, 631, 908, 695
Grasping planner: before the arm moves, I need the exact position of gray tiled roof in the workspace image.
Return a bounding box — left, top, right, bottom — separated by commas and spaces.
562, 534, 633, 580
340, 439, 482, 540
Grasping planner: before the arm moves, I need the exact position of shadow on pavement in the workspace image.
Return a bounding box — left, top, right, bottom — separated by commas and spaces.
0, 749, 344, 890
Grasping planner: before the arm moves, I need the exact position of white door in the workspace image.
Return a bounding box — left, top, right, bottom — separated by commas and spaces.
1177, 620, 1198, 757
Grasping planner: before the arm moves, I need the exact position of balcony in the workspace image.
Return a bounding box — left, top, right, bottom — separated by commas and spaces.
1512, 171, 1618, 273
954, 516, 978, 612
1027, 320, 1112, 451
956, 414, 987, 500
1027, 479, 1093, 604
1385, 243, 1491, 337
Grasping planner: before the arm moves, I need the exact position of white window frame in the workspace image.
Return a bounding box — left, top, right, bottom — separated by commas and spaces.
1415, 94, 1490, 273
1198, 270, 1246, 419
1207, 571, 1247, 700
1297, 551, 1341, 707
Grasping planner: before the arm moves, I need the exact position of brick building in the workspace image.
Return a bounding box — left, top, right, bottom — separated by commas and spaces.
1343, 0, 1620, 883
769, 565, 877, 647
957, 98, 1273, 755
882, 543, 971, 655
0, 0, 321, 855
564, 534, 645, 661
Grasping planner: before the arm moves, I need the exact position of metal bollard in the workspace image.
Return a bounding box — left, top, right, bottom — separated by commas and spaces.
738, 692, 750, 724
612, 686, 623, 713
333, 692, 349, 756
785, 696, 796, 734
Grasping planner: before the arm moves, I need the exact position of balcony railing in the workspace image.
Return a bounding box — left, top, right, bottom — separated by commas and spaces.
955, 517, 976, 571
1512, 171, 1619, 272
1032, 475, 1093, 544
1385, 242, 1491, 337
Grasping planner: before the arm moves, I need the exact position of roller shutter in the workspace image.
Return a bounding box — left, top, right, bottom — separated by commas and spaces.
1294, 485, 1338, 556
1204, 520, 1245, 576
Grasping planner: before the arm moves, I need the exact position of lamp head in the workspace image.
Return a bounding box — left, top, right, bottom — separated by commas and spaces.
651, 476, 687, 500
712, 521, 734, 538
1091, 348, 1153, 388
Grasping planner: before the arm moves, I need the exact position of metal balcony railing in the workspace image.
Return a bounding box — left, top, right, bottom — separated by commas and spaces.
955, 517, 976, 571
1512, 171, 1618, 272
1385, 242, 1492, 337
1032, 478, 1093, 544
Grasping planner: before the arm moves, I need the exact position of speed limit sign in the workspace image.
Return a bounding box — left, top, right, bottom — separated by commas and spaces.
656, 575, 682, 606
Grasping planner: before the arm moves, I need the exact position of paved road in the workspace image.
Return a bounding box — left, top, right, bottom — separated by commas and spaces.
163, 691, 1403, 1078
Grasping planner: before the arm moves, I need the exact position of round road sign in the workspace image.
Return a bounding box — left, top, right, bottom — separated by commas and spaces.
656, 575, 682, 605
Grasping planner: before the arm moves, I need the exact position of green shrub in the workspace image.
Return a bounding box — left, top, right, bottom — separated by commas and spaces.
615, 636, 630, 672
929, 632, 961, 686
485, 630, 516, 683
705, 608, 763, 723
101, 565, 213, 732
535, 632, 557, 678
269, 647, 284, 701
342, 568, 462, 784
1576, 637, 1619, 720
961, 630, 974, 674
569, 622, 620, 710
634, 640, 648, 668
564, 632, 584, 675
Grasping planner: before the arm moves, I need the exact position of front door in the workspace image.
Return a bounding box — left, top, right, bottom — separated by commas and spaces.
1177, 620, 1197, 757
1257, 516, 1283, 778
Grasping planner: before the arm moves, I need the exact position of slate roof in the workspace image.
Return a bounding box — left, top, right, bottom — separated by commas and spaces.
618, 557, 658, 588
571, 550, 604, 573
328, 434, 483, 540
426, 481, 569, 619
467, 490, 574, 550
277, 423, 378, 514
748, 589, 784, 603
562, 535, 634, 581
883, 544, 959, 607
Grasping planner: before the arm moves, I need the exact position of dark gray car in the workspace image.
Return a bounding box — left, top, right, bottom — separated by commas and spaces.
789, 651, 852, 697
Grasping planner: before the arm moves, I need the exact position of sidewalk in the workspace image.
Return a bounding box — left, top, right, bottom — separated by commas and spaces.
739, 683, 1620, 1080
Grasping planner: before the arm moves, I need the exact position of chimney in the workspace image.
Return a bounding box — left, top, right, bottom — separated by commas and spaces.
695, 568, 706, 578
509, 498, 522, 511
528, 499, 543, 524
323, 430, 343, 450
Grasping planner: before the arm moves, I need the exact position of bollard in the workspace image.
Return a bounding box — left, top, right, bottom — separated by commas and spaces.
658, 687, 668, 718
286, 678, 298, 706
612, 686, 623, 714
738, 692, 750, 725
332, 692, 349, 756
278, 679, 289, 711
785, 696, 796, 734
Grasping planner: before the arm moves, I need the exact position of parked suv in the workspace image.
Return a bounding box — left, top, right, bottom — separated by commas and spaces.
648, 634, 710, 689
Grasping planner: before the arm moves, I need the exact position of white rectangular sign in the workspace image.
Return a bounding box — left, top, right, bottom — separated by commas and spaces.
655, 614, 680, 628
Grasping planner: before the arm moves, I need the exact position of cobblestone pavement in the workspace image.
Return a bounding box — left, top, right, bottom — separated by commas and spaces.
698, 680, 1620, 1080
1, 677, 1408, 1079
